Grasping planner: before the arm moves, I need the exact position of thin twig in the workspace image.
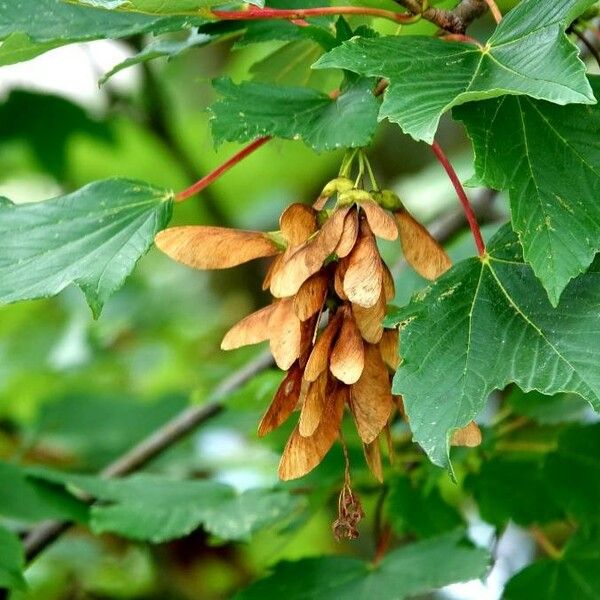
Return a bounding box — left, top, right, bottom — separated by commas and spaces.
530, 526, 562, 560
483, 0, 502, 24
573, 27, 600, 71
23, 351, 274, 564
395, 0, 489, 34
211, 6, 416, 25
431, 141, 486, 256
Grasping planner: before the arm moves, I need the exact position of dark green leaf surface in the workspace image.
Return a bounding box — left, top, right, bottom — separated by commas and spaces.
385, 225, 600, 469
0, 179, 173, 318
506, 388, 589, 425
466, 458, 562, 526
504, 531, 600, 599
385, 475, 463, 538
314, 0, 596, 143
455, 76, 600, 306
236, 531, 489, 599
0, 0, 206, 65
544, 424, 600, 521
0, 91, 114, 179
210, 78, 379, 152
31, 471, 303, 543
0, 527, 25, 591
0, 462, 88, 524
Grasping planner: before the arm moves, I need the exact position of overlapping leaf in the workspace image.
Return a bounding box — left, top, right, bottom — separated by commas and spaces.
0, 527, 25, 592
385, 225, 600, 469
0, 0, 206, 65
31, 471, 303, 543
314, 0, 596, 143
210, 78, 379, 152
544, 424, 600, 521
504, 531, 600, 599
0, 462, 88, 524
0, 179, 173, 317
455, 76, 600, 306
236, 531, 489, 599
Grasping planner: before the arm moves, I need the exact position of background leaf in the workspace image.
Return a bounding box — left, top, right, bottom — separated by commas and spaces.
236, 531, 489, 599
0, 526, 26, 591
0, 179, 173, 318
209, 77, 380, 152
31, 471, 304, 543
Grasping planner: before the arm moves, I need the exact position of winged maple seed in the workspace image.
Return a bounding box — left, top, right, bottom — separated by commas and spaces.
155, 173, 481, 537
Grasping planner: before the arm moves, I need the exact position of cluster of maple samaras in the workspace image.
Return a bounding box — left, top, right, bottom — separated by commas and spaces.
155, 178, 481, 482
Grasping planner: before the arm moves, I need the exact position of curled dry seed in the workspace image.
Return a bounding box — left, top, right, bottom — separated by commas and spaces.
382, 263, 396, 302
279, 203, 317, 246
394, 209, 452, 280
278, 381, 346, 480
334, 208, 359, 258
361, 200, 398, 241
293, 271, 328, 321
451, 421, 482, 447
349, 344, 393, 444
155, 226, 280, 270
330, 309, 365, 385
268, 298, 302, 370
343, 221, 383, 308
299, 370, 327, 437
380, 329, 400, 370
334, 260, 349, 301
304, 311, 343, 382
258, 363, 303, 437
363, 437, 383, 482
221, 304, 276, 350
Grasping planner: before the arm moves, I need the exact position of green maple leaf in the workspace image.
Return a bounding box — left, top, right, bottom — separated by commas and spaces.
454, 76, 600, 306
385, 225, 600, 470
313, 0, 596, 143
0, 527, 25, 592
504, 530, 600, 599
0, 179, 173, 318
236, 531, 489, 599
29, 471, 303, 543
209, 77, 380, 152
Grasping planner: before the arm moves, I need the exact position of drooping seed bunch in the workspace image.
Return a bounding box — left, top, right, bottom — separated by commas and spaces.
155, 170, 481, 514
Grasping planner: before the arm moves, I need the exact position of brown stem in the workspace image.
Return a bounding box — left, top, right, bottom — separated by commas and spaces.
175, 137, 271, 202
530, 526, 562, 560
395, 0, 489, 34
431, 141, 486, 256
211, 6, 416, 25
483, 0, 502, 24
23, 351, 274, 564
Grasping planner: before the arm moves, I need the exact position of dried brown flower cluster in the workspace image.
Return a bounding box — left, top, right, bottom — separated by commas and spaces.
155, 176, 481, 487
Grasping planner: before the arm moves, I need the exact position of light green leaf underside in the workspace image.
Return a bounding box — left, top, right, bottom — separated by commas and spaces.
0, 179, 173, 318
29, 471, 303, 543
313, 0, 596, 143
0, 0, 206, 65
73, 0, 264, 13
385, 225, 600, 469
236, 530, 489, 599
504, 531, 600, 599
210, 77, 379, 152
100, 28, 213, 84
0, 527, 26, 592
455, 76, 600, 306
